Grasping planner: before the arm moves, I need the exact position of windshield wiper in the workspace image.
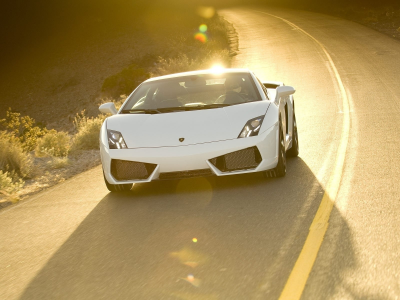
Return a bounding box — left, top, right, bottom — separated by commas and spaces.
157, 107, 189, 112
121, 109, 161, 114
158, 104, 233, 112
122, 104, 234, 114
194, 104, 232, 109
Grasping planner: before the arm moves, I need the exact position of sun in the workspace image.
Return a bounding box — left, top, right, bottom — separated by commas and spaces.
210, 64, 224, 73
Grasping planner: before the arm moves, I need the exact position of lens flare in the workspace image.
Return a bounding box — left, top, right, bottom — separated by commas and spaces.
192, 238, 198, 243
194, 33, 207, 43
196, 6, 215, 19
170, 247, 208, 264
199, 24, 208, 33
182, 274, 201, 287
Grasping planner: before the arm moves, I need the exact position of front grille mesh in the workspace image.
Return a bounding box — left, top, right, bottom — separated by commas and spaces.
111, 159, 157, 181
209, 147, 262, 172
159, 169, 214, 180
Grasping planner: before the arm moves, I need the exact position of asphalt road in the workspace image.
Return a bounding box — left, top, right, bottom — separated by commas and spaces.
1, 6, 400, 300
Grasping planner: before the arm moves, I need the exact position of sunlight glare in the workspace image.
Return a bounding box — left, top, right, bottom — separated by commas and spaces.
211, 65, 224, 73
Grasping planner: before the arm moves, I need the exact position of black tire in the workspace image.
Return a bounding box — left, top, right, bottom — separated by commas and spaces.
263, 119, 287, 178
103, 173, 132, 193
287, 112, 299, 157
273, 119, 287, 177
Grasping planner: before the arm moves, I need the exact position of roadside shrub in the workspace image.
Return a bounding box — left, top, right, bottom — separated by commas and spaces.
114, 95, 127, 110
0, 108, 48, 151
152, 49, 230, 77
49, 157, 70, 169
150, 14, 232, 77
0, 170, 24, 195
35, 130, 71, 157
72, 112, 106, 150
0, 131, 32, 178
152, 54, 200, 76
98, 95, 127, 112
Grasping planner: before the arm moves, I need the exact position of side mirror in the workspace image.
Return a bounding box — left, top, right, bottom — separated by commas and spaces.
275, 86, 296, 101
99, 102, 117, 115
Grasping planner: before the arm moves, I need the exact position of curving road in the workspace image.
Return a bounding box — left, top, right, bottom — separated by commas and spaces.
1, 6, 400, 300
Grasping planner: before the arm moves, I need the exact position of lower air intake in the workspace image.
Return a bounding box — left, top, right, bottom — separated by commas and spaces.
111, 159, 157, 181
209, 146, 262, 172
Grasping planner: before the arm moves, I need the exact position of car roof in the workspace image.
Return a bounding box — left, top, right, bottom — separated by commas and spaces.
145, 68, 252, 82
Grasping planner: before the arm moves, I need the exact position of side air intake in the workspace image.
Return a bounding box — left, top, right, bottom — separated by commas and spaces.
209, 146, 262, 172
111, 159, 157, 181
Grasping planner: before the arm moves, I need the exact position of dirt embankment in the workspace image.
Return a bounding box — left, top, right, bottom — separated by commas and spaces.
0, 8, 233, 208
1, 21, 163, 131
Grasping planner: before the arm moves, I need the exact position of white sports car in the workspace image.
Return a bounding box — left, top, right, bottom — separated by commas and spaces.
99, 69, 298, 192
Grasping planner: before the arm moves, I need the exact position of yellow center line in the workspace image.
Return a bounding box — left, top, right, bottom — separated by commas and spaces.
254, 10, 351, 300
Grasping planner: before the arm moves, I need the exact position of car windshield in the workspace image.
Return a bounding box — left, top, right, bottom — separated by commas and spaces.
121, 73, 261, 113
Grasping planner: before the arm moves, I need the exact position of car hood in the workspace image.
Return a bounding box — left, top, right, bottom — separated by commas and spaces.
106, 101, 270, 148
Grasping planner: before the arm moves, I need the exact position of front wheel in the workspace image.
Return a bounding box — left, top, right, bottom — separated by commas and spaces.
264, 120, 286, 178
287, 112, 299, 157
103, 173, 132, 192
273, 121, 287, 177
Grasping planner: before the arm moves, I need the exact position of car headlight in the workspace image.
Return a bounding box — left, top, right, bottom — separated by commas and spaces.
238, 116, 265, 138
107, 130, 128, 149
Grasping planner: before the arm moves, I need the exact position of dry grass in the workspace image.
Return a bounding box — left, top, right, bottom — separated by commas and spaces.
151, 50, 230, 77
0, 170, 25, 195
72, 111, 106, 151
0, 108, 48, 152
48, 157, 71, 169
35, 130, 71, 157
0, 131, 32, 179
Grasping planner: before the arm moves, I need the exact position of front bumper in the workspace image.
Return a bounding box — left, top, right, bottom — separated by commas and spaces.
101, 124, 279, 184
